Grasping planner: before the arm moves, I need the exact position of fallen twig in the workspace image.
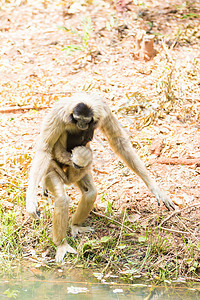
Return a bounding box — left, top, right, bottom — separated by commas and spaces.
0, 182, 27, 189
160, 202, 200, 227
185, 277, 200, 282
0, 105, 49, 114
160, 226, 190, 234
91, 211, 135, 233
175, 216, 198, 241
156, 157, 200, 167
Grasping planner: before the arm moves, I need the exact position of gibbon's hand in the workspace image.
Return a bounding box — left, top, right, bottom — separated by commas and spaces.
26, 188, 40, 219
71, 146, 92, 169
152, 186, 175, 210
26, 201, 40, 219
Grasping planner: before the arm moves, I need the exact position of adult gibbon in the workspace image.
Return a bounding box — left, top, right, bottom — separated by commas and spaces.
26, 93, 174, 262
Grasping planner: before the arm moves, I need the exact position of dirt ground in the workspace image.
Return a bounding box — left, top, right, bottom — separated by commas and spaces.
0, 0, 200, 278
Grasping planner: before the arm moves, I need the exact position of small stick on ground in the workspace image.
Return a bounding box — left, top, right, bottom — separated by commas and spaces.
160, 202, 200, 227
160, 226, 191, 234
92, 211, 135, 233
156, 157, 200, 167
0, 182, 27, 189
0, 105, 49, 113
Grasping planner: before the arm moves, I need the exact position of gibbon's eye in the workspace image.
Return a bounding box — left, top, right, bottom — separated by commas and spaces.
73, 114, 92, 123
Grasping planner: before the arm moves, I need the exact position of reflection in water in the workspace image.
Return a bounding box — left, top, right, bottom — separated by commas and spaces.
0, 267, 200, 299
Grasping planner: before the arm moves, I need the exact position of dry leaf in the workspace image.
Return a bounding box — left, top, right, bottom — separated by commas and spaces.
128, 214, 140, 223
0, 200, 14, 210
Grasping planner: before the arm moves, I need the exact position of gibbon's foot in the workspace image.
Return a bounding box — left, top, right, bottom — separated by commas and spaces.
71, 225, 94, 238
55, 241, 77, 263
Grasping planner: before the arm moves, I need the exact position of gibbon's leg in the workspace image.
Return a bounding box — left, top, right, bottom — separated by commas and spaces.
44, 170, 77, 262
71, 172, 97, 237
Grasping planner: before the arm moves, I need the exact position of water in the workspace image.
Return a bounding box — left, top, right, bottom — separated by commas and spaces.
0, 267, 200, 299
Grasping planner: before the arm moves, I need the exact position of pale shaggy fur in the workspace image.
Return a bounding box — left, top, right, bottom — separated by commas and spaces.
71, 146, 92, 168
26, 92, 175, 262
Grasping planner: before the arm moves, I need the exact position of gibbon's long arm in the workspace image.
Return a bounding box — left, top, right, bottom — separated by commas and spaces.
53, 138, 72, 165
100, 105, 175, 210
26, 106, 67, 218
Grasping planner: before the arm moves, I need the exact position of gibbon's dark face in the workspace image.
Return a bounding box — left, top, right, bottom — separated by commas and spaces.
71, 102, 94, 130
